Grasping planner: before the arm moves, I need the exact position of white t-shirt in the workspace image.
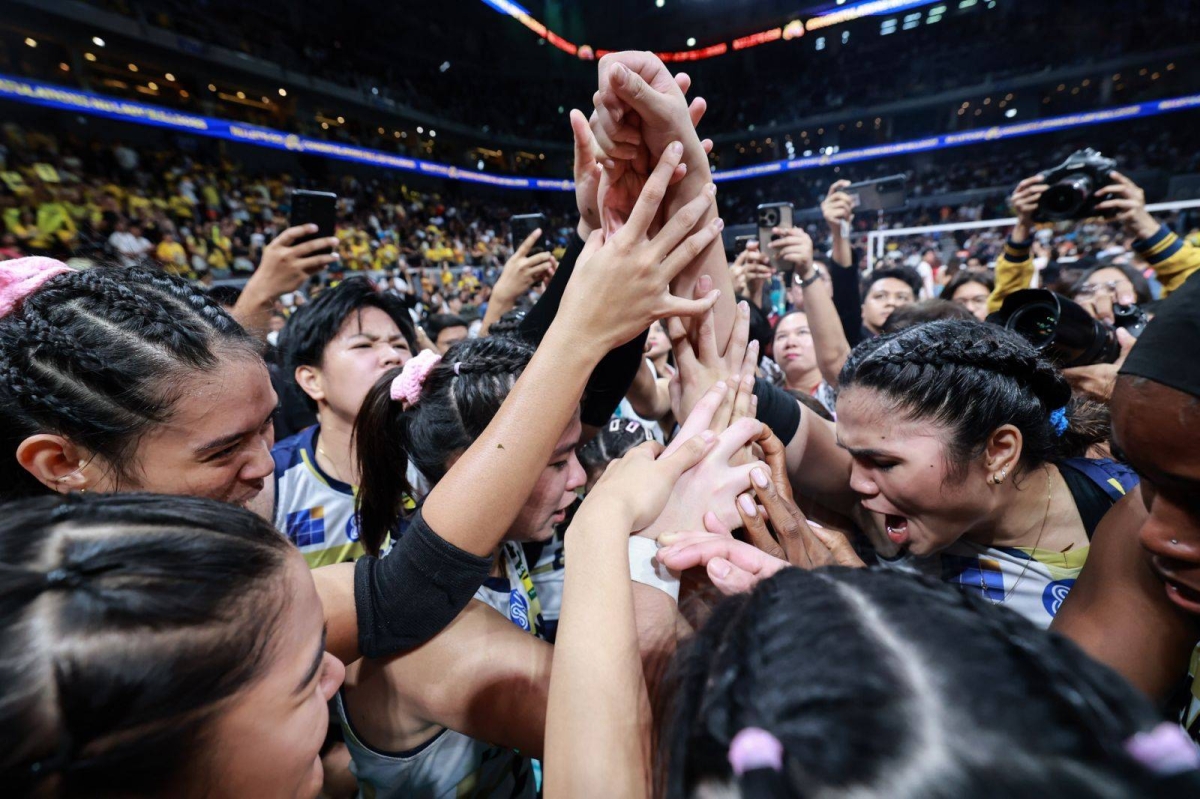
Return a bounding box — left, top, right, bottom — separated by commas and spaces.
108, 231, 151, 267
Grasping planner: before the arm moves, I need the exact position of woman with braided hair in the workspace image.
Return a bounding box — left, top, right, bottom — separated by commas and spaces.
0, 492, 346, 798
661, 320, 1137, 628
543, 434, 1200, 796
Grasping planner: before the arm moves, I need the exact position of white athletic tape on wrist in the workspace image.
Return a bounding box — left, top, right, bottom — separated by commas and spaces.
628, 536, 680, 601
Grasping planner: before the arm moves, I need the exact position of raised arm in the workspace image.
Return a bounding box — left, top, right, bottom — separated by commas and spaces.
772, 226, 852, 388
592, 53, 737, 350
987, 175, 1045, 315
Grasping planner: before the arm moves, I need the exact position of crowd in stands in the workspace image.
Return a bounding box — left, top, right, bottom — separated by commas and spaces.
4, 40, 1200, 799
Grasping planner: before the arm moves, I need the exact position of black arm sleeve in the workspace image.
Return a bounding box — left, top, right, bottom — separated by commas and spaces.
753, 377, 802, 445
354, 508, 493, 658
516, 233, 649, 428
829, 258, 865, 348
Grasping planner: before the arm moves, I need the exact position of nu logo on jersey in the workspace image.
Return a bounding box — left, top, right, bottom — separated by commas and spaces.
1042, 579, 1076, 617
509, 590, 531, 631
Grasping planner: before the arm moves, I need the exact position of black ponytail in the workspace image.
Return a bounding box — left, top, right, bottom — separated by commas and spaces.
839, 320, 1073, 480
354, 336, 536, 555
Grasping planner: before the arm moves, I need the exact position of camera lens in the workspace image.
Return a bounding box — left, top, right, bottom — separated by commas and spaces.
1038, 174, 1092, 221
1007, 303, 1059, 349
765, 210, 778, 225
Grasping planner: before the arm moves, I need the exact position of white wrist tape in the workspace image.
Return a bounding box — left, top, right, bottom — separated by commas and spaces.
628, 536, 680, 601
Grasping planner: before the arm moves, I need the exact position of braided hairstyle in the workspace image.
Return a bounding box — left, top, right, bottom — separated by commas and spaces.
839, 320, 1072, 481
0, 264, 258, 499
0, 492, 292, 798
658, 567, 1199, 798
354, 335, 536, 554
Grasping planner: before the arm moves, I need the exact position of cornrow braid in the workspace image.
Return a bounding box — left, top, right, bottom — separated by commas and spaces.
0, 265, 258, 499
658, 568, 1200, 798
354, 336, 537, 555
839, 320, 1073, 480
0, 493, 291, 797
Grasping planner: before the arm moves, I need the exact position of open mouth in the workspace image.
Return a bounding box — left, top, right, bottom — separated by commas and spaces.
885, 514, 910, 546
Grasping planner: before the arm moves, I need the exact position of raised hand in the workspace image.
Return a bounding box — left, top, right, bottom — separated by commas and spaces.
655, 531, 790, 595
579, 435, 717, 534
821, 179, 855, 231
1094, 170, 1160, 240
495, 227, 557, 301
558, 142, 723, 353
733, 462, 864, 569
642, 417, 768, 537
668, 293, 756, 424
1009, 174, 1048, 239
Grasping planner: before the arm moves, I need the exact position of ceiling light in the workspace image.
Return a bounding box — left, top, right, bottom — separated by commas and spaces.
24, 38, 37, 48
92, 36, 106, 47
165, 73, 175, 82
278, 88, 287, 97
686, 37, 696, 46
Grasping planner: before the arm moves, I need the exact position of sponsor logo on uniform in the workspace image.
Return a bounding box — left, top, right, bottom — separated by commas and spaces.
509, 590, 530, 631
1042, 579, 1076, 617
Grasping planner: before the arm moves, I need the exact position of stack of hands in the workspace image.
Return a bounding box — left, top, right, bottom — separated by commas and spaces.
560, 52, 863, 598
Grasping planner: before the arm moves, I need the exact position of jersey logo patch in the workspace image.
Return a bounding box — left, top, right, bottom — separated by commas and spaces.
285, 506, 326, 547
509, 590, 531, 631
345, 514, 360, 543
1042, 579, 1075, 617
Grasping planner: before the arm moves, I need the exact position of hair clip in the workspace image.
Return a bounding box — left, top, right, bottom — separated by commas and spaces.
390, 350, 442, 406
728, 727, 784, 776
453, 362, 462, 376
1126, 722, 1200, 776
0, 257, 71, 318
1049, 407, 1068, 437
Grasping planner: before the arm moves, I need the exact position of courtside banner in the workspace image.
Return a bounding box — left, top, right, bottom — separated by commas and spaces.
0, 74, 1196, 191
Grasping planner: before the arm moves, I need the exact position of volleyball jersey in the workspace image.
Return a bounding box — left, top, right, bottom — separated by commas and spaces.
333, 693, 537, 799
272, 426, 421, 568
878, 539, 1088, 629
334, 542, 554, 799
878, 458, 1138, 629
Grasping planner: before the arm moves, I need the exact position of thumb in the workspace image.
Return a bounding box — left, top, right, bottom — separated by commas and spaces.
570, 109, 598, 168
660, 430, 716, 478
515, 227, 541, 258
1114, 327, 1137, 366
611, 64, 668, 116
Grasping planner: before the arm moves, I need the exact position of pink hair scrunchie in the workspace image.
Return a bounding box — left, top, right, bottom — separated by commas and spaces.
390, 349, 443, 406
0, 257, 71, 318
728, 727, 784, 776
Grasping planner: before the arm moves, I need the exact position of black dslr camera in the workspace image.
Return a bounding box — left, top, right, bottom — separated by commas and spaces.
1034, 148, 1118, 222
988, 289, 1148, 368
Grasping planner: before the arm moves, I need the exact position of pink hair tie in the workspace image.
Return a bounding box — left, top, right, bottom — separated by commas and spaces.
390, 350, 442, 406
728, 728, 784, 776
0, 257, 71, 318
1125, 722, 1200, 775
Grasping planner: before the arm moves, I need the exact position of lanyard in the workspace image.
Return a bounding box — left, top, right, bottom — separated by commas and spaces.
501, 542, 544, 636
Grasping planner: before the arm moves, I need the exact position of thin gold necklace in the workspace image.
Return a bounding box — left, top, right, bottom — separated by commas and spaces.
983, 467, 1053, 605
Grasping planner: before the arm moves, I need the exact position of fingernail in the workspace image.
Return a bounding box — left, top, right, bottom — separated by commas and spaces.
614, 63, 629, 82
700, 430, 716, 443
710, 559, 731, 578
329, 237, 340, 246
752, 467, 769, 488
331, 252, 341, 260
738, 494, 757, 517
670, 141, 683, 154
749, 340, 759, 352
678, 163, 688, 174
714, 218, 724, 231
657, 532, 679, 545
706, 183, 717, 195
